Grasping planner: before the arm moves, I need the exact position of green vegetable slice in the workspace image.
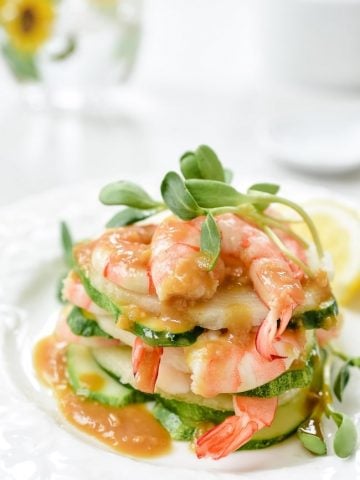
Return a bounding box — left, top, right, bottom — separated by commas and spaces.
66, 344, 148, 406
67, 306, 110, 338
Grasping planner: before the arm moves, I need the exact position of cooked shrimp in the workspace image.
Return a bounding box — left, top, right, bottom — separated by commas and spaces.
91, 225, 156, 295
186, 328, 305, 397
62, 272, 106, 316
217, 213, 305, 359
196, 396, 278, 459
132, 337, 163, 393
150, 216, 225, 301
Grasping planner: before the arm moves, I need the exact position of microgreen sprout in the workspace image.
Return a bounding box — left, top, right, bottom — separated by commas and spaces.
299, 348, 358, 458
99, 145, 324, 272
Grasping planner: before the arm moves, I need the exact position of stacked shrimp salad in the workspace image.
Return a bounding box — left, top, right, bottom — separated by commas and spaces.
57, 146, 340, 460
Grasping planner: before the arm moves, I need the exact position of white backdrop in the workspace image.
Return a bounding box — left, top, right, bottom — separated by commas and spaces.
0, 0, 359, 208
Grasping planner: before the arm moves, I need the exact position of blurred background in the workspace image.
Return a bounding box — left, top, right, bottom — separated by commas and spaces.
1, 0, 360, 207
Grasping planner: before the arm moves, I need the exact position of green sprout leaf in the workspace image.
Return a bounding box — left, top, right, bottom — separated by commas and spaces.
185, 179, 246, 208
248, 183, 280, 195
349, 357, 360, 368
106, 207, 158, 228
334, 363, 351, 402
180, 152, 202, 180
332, 412, 357, 458
60, 221, 74, 268
195, 145, 225, 182
297, 418, 327, 455
200, 213, 221, 271
161, 172, 203, 220
99, 181, 159, 210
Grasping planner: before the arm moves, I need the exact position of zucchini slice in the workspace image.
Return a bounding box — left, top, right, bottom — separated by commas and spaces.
133, 321, 204, 347
91, 345, 136, 387
154, 388, 312, 449
152, 402, 196, 441
66, 344, 148, 406
76, 267, 121, 317
241, 388, 311, 449
289, 298, 338, 330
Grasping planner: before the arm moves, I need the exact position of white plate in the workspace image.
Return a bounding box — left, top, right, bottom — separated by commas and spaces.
1, 184, 360, 480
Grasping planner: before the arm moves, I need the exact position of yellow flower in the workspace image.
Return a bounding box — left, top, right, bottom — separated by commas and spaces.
2, 0, 55, 53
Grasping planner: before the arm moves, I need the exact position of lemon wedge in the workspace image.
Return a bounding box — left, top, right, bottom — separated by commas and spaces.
292, 199, 360, 306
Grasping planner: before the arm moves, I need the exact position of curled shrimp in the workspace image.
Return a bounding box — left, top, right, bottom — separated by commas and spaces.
196, 396, 278, 460
150, 213, 305, 359
186, 328, 305, 397
217, 213, 305, 359
150, 216, 225, 301
91, 225, 156, 295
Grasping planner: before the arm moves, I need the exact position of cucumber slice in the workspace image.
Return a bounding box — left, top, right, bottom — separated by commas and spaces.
66, 344, 147, 406
76, 267, 121, 317
152, 402, 196, 441
158, 395, 233, 424
133, 321, 204, 347
241, 388, 311, 449
289, 298, 338, 330
91, 345, 136, 387
154, 389, 312, 449
67, 307, 111, 338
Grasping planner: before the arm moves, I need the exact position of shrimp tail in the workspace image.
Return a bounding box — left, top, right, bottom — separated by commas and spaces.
132, 337, 163, 394
196, 417, 258, 460
255, 309, 280, 361
256, 302, 296, 360
196, 396, 278, 460
276, 304, 295, 337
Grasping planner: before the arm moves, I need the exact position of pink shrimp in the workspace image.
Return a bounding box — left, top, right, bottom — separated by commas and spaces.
132, 337, 163, 393
216, 213, 305, 359
91, 225, 156, 295
186, 328, 305, 397
62, 272, 106, 316
150, 216, 225, 301
196, 396, 278, 460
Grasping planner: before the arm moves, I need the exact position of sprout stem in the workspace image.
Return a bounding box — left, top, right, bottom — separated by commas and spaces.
261, 195, 324, 258
263, 226, 314, 278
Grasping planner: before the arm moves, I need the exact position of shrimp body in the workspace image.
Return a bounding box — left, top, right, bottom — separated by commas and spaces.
186, 329, 305, 397
150, 217, 225, 301
217, 214, 305, 359
91, 226, 156, 295
196, 396, 278, 459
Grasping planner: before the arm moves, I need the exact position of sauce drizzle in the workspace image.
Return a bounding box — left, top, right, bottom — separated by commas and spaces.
33, 336, 171, 458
